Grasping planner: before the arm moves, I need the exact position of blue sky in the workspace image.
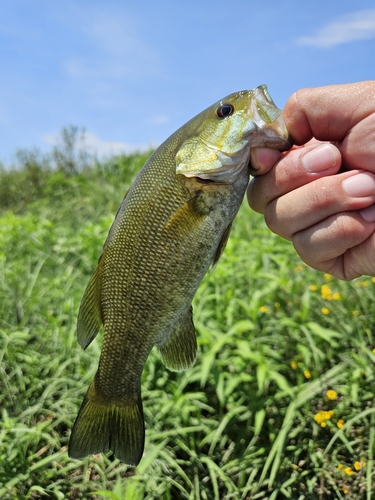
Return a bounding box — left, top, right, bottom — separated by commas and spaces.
1, 0, 375, 165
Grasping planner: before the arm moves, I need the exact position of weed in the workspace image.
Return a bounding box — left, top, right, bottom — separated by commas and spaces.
0, 150, 374, 499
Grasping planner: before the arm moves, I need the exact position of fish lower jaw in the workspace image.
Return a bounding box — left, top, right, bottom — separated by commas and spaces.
247, 128, 291, 151
255, 135, 292, 151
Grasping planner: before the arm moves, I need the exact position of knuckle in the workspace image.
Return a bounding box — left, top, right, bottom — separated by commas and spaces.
311, 182, 330, 208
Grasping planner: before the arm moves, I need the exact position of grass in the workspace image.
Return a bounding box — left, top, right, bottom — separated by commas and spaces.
0, 144, 374, 499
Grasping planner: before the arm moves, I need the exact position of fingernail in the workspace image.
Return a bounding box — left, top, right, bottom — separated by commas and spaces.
360, 204, 375, 222
342, 173, 375, 197
302, 144, 337, 173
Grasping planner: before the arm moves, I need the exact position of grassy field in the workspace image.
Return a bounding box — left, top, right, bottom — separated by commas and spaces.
0, 144, 374, 499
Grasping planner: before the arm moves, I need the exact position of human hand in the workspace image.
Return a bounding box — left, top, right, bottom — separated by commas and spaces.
247, 81, 375, 280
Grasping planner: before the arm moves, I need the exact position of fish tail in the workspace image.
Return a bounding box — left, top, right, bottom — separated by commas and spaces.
68, 380, 144, 466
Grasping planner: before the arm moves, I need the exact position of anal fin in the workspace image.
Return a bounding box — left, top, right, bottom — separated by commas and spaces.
159, 306, 197, 371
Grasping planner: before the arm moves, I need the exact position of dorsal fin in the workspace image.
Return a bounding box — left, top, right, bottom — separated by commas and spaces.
77, 258, 104, 350
103, 188, 130, 250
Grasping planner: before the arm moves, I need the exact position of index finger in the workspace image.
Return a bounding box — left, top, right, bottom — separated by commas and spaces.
284, 81, 375, 144
283, 81, 375, 171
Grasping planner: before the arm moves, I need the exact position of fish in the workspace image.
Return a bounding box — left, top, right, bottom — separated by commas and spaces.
68, 84, 291, 466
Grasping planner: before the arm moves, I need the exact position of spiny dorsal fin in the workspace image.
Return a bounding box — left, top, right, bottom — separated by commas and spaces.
103, 188, 130, 250
158, 306, 197, 371
212, 222, 232, 269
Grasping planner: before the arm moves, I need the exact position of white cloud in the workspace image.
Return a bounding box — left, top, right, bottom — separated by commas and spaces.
43, 130, 156, 158
297, 9, 375, 48
81, 132, 146, 157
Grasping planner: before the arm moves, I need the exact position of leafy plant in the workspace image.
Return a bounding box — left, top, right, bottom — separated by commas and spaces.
0, 145, 374, 499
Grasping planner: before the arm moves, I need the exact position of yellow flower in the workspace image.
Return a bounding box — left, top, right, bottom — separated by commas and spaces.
290, 360, 297, 370
354, 460, 366, 470
324, 273, 332, 281
259, 305, 269, 313
372, 348, 375, 355
295, 265, 303, 271
304, 369, 311, 379
309, 284, 318, 291
314, 410, 334, 426
344, 467, 353, 476
321, 307, 330, 315
314, 412, 324, 424
342, 487, 349, 494
337, 419, 345, 429
321, 284, 341, 301
321, 284, 333, 300
326, 390, 338, 400
352, 310, 359, 316
372, 277, 375, 283
338, 464, 344, 470
356, 280, 370, 287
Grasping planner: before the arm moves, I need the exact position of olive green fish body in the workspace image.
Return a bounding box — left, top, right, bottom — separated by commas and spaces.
68, 86, 291, 465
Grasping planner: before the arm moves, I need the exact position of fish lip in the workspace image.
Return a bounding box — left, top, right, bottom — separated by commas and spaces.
262, 135, 293, 152
246, 127, 293, 152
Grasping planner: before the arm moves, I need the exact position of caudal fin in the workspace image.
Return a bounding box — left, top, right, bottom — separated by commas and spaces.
68, 382, 145, 466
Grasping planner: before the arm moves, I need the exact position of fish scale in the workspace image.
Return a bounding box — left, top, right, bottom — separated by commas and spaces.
68, 85, 291, 465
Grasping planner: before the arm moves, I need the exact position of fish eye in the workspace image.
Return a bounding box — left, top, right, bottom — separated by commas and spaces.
216, 103, 234, 118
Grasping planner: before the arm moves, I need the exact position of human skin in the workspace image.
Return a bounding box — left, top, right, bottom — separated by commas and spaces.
247, 81, 375, 280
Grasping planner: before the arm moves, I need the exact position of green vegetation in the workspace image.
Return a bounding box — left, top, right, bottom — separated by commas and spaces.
0, 131, 374, 499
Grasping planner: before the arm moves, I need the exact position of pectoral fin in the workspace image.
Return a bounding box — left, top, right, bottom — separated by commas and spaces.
163, 193, 210, 237
212, 222, 232, 269
159, 306, 197, 371
77, 261, 103, 350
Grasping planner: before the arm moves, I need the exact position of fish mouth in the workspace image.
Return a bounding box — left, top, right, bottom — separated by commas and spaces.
245, 115, 293, 152
246, 85, 293, 152
261, 136, 292, 151
260, 113, 293, 151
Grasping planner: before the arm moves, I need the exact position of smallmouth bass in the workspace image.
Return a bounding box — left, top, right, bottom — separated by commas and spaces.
68, 85, 291, 465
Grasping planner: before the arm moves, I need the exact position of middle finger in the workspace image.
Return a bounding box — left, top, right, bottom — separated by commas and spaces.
264, 171, 375, 240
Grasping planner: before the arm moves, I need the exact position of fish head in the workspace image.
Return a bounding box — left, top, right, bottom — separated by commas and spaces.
176, 84, 292, 183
